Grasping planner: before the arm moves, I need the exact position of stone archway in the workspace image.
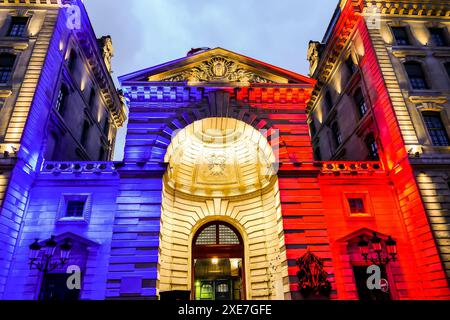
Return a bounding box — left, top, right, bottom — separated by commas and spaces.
158, 117, 288, 300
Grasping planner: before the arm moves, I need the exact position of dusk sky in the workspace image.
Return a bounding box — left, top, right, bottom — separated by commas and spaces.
84, 0, 339, 160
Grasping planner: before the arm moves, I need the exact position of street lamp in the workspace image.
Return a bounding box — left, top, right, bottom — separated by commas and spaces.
358, 233, 397, 266
29, 236, 73, 300
29, 236, 73, 274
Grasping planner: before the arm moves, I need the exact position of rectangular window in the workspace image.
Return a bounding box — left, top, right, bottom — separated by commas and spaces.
65, 200, 86, 218
354, 89, 368, 119
423, 112, 450, 146
392, 27, 411, 46
0, 54, 16, 84
445, 62, 450, 79
428, 27, 448, 47
348, 198, 366, 214
8, 17, 28, 37
405, 62, 428, 90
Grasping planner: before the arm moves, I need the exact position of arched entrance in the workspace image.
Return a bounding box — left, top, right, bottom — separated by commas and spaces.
192, 222, 245, 300
158, 117, 288, 300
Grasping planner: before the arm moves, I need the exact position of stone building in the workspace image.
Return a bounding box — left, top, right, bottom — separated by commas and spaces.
0, 0, 125, 298
0, 0, 449, 301
307, 0, 450, 284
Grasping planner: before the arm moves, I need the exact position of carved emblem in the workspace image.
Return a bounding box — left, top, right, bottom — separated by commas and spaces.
207, 153, 227, 176
162, 56, 273, 84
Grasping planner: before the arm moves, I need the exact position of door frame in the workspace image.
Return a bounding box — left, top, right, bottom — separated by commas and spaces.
191, 222, 246, 300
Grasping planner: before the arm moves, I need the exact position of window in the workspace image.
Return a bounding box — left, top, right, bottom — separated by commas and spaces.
365, 133, 379, 160
423, 111, 450, 146
348, 198, 366, 214
346, 56, 357, 74
103, 117, 110, 137
81, 120, 90, 148
65, 200, 86, 218
354, 88, 368, 119
59, 194, 90, 222
99, 146, 105, 161
404, 61, 428, 90
88, 88, 96, 110
0, 54, 16, 84
55, 85, 69, 115
195, 223, 241, 245
314, 147, 322, 161
68, 50, 77, 73
445, 62, 450, 79
325, 91, 333, 112
331, 122, 342, 147
428, 27, 448, 47
8, 17, 28, 37
309, 120, 317, 137
392, 26, 411, 45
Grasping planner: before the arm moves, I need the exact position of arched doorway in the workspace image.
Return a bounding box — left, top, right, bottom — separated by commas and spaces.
158, 117, 288, 300
192, 222, 245, 301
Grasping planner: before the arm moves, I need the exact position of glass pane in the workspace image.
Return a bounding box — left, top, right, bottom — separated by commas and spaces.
196, 225, 217, 245
219, 224, 240, 245
194, 258, 243, 301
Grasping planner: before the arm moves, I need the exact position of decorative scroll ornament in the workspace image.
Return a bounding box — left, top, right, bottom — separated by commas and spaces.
297, 250, 332, 299
162, 56, 274, 84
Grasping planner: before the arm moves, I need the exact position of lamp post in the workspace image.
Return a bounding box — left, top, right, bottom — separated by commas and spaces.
358, 233, 397, 266
29, 236, 73, 300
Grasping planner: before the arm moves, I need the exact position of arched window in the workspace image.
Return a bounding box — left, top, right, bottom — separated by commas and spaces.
0, 53, 16, 84
331, 122, 342, 148
404, 61, 428, 90
195, 223, 241, 246
55, 84, 69, 115
354, 88, 368, 119
365, 133, 379, 160
422, 111, 450, 146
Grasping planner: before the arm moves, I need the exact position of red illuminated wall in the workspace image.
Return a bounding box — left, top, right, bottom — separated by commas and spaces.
281, 0, 450, 300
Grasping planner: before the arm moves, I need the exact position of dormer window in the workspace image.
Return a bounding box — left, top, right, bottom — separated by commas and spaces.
8, 17, 28, 37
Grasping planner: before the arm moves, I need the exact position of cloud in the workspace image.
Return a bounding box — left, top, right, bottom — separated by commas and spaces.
83, 0, 338, 160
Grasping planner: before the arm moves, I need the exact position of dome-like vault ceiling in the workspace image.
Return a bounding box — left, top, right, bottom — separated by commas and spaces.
164, 118, 277, 198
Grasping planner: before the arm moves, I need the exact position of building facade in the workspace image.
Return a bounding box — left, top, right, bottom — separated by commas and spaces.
0, 0, 125, 299
307, 0, 450, 284
0, 0, 449, 301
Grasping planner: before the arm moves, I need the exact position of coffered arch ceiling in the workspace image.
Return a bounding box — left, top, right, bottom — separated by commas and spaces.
164, 117, 277, 198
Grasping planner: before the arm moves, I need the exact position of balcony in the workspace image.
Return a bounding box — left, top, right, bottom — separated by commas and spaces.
320, 161, 383, 175
42, 161, 117, 174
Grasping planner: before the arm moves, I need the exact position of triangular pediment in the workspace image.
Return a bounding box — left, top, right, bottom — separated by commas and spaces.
119, 48, 315, 86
